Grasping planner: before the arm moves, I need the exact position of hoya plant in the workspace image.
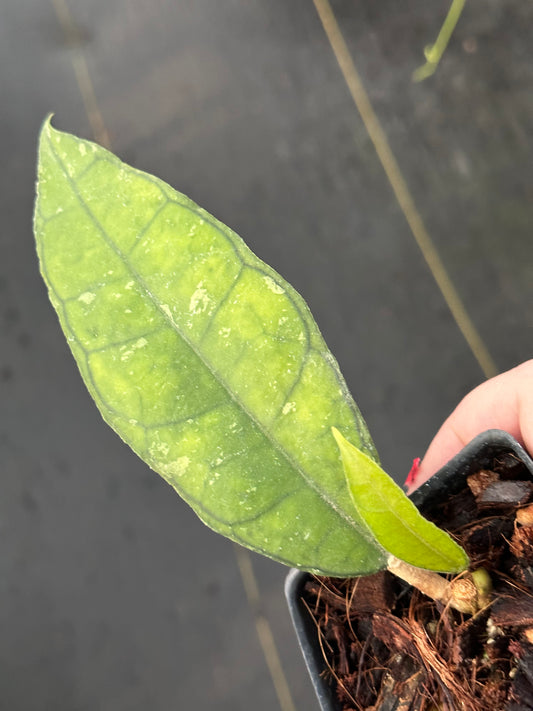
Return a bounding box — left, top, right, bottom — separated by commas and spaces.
34, 118, 486, 614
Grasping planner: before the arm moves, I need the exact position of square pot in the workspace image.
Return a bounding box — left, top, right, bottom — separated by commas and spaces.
285, 429, 533, 711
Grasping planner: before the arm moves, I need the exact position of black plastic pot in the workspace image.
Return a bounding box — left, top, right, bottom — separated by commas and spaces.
285, 429, 533, 711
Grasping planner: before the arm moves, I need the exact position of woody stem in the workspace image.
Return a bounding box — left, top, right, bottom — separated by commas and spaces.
387, 556, 482, 615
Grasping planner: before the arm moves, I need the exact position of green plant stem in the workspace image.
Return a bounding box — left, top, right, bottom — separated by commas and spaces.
413, 0, 467, 82
387, 556, 486, 615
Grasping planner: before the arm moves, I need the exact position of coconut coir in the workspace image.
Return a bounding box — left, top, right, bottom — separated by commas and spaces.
303, 453, 533, 710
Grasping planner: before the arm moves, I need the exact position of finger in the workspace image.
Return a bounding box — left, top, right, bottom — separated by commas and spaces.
412, 359, 533, 490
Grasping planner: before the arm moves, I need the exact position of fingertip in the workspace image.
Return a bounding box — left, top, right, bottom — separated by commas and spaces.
412, 361, 533, 490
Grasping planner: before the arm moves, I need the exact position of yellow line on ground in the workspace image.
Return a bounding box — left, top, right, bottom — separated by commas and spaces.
50, 3, 295, 708
234, 546, 297, 711
51, 0, 111, 148
312, 0, 498, 379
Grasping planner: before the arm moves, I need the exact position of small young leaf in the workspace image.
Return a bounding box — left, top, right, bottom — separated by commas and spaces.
332, 428, 469, 573
34, 118, 388, 576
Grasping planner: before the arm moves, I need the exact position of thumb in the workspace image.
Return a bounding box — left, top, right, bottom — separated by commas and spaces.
411, 360, 533, 491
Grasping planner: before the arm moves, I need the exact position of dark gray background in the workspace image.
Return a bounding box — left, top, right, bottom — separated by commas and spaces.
1, 0, 532, 709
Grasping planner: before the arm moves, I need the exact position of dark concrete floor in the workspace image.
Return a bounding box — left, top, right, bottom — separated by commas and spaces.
1, 0, 531, 709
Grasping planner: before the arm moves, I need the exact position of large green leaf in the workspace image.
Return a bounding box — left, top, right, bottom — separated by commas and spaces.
34, 117, 387, 576
332, 428, 469, 573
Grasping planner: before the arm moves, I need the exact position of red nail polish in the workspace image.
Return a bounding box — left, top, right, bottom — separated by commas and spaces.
405, 457, 421, 487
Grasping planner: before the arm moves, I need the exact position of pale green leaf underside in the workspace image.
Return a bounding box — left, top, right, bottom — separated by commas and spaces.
34, 118, 387, 576
332, 429, 469, 573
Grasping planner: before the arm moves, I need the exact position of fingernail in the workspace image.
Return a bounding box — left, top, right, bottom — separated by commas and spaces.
404, 457, 421, 487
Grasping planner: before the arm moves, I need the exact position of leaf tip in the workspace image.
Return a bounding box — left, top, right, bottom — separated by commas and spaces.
331, 426, 347, 449
332, 427, 358, 464
40, 113, 55, 141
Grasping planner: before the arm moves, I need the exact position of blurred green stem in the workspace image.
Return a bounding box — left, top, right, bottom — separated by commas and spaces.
413, 0, 467, 82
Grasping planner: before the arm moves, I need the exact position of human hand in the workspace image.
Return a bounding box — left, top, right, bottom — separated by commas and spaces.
408, 359, 533, 491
